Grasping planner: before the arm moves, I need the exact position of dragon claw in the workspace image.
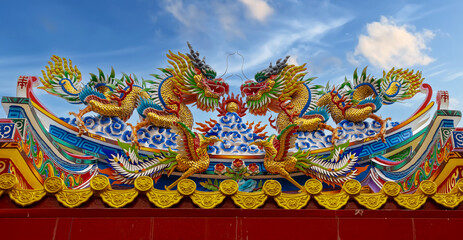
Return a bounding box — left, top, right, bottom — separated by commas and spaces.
69, 111, 89, 137
126, 123, 142, 149
331, 126, 342, 145
369, 115, 391, 143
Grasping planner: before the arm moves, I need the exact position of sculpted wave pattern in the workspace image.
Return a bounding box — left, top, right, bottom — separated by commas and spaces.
60, 116, 178, 151
203, 112, 265, 155
294, 120, 399, 150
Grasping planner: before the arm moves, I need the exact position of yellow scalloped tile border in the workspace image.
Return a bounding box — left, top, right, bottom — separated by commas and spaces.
1, 174, 463, 210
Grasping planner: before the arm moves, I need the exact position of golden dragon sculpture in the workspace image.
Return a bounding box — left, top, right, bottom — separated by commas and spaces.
106, 121, 222, 190
317, 67, 424, 141
250, 124, 359, 191
240, 57, 341, 144
39, 55, 150, 136
130, 42, 229, 147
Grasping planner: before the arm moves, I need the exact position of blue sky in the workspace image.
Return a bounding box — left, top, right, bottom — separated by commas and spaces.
1, 0, 462, 129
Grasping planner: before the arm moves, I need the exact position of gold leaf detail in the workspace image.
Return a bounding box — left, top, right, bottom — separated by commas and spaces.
274, 193, 310, 209
231, 191, 267, 209
354, 192, 388, 210
419, 180, 437, 195
177, 179, 196, 196
44, 177, 64, 193
219, 179, 238, 196
191, 191, 226, 209
383, 181, 400, 197
305, 179, 322, 195
343, 179, 361, 195
314, 193, 349, 210
90, 175, 110, 191
56, 189, 93, 208
263, 180, 282, 197
395, 194, 427, 210
100, 189, 138, 208
457, 179, 463, 193
0, 173, 17, 190
146, 188, 183, 208
432, 193, 463, 209
9, 189, 46, 207
134, 176, 154, 192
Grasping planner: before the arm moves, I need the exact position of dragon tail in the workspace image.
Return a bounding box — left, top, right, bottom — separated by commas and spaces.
105, 140, 178, 184
294, 141, 359, 185
38, 55, 83, 104
381, 68, 424, 105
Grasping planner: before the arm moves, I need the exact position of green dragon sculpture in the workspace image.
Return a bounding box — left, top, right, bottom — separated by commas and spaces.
39, 55, 150, 136
130, 43, 229, 147
240, 57, 341, 144
317, 67, 424, 141
250, 124, 359, 191
106, 122, 222, 190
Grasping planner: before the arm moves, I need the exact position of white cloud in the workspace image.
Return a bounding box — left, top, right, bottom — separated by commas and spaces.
239, 0, 274, 22
353, 16, 435, 69
215, 3, 243, 37
346, 51, 360, 66
236, 17, 351, 72
287, 55, 299, 66
444, 72, 463, 82
164, 0, 203, 28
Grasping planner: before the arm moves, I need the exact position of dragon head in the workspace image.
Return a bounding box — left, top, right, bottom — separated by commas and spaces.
241, 56, 297, 115
184, 42, 229, 111
156, 43, 229, 112
198, 135, 224, 150
249, 138, 274, 149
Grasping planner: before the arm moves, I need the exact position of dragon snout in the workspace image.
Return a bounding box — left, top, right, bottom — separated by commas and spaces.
208, 137, 224, 144
249, 140, 263, 146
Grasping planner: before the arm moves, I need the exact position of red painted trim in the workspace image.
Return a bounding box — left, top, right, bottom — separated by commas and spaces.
411, 83, 433, 118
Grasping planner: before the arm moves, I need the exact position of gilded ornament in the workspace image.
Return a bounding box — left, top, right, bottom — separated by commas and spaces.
0, 190, 3, 197
56, 189, 93, 208
39, 55, 151, 136
8, 189, 46, 207
134, 176, 154, 192
241, 58, 341, 145
274, 193, 310, 209
44, 176, 64, 193
100, 189, 138, 208
457, 179, 463, 193
90, 175, 110, 191
314, 193, 349, 210
263, 180, 282, 197
354, 192, 388, 210
343, 179, 361, 195
432, 193, 463, 209
191, 191, 226, 209
0, 173, 17, 190
383, 181, 401, 197
305, 179, 323, 195
225, 102, 239, 113
419, 180, 437, 195
250, 126, 358, 192
395, 194, 427, 210
219, 179, 238, 196
231, 191, 267, 209
177, 179, 196, 196
130, 43, 229, 147
146, 188, 183, 208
